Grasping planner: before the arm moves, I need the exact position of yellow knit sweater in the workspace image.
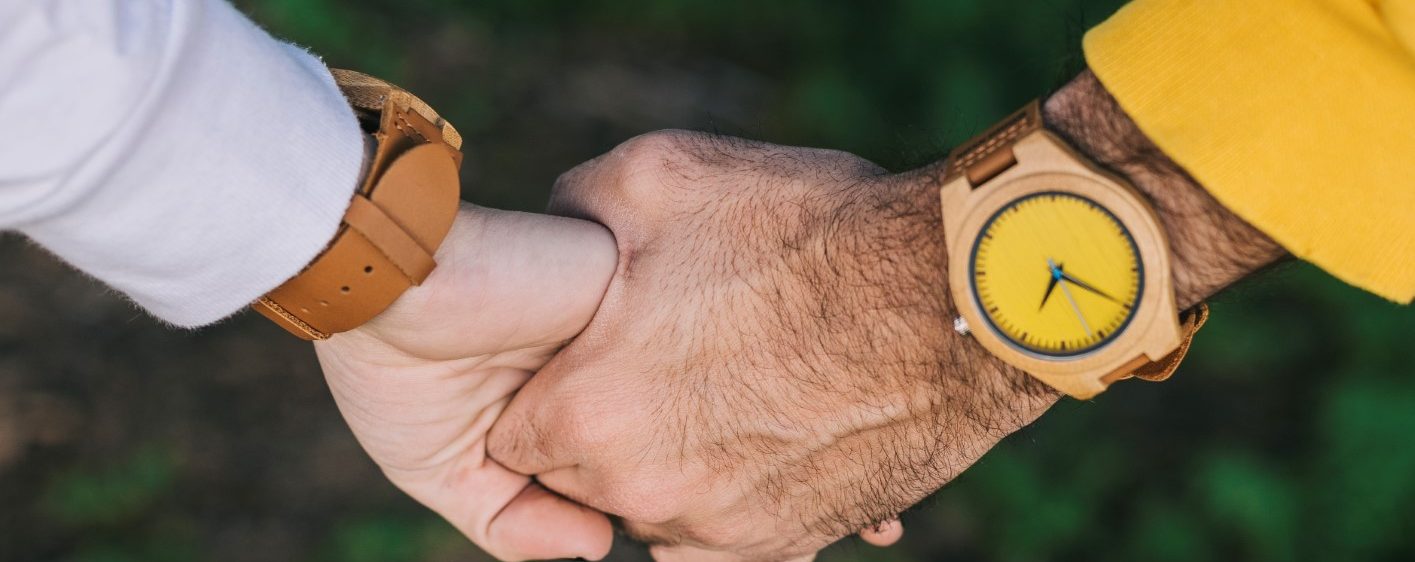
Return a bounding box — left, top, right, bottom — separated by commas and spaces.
1086, 0, 1414, 303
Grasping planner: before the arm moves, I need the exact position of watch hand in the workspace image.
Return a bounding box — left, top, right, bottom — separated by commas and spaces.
1058, 270, 1120, 304
1040, 258, 1067, 311
1058, 278, 1093, 337
1039, 269, 1061, 311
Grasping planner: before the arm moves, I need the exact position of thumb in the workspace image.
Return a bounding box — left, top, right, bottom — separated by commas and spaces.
489, 483, 614, 561
403, 455, 612, 562
368, 204, 618, 359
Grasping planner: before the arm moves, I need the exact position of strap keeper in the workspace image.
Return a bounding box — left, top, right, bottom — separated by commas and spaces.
342, 194, 438, 285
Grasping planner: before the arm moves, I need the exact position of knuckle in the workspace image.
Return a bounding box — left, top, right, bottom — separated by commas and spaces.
612, 129, 702, 163
484, 412, 537, 470
801, 147, 887, 178
833, 150, 888, 176
486, 399, 578, 474
592, 129, 717, 212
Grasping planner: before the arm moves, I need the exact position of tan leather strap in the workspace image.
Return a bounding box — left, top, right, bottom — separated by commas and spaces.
1124, 303, 1209, 382
253, 70, 462, 340
945, 101, 1045, 186
944, 100, 1208, 383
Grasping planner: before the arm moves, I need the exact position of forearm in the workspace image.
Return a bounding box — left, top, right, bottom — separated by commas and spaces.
839, 67, 1288, 483
884, 70, 1285, 318
1, 0, 364, 327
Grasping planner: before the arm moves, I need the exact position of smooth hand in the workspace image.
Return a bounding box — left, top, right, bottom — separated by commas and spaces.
314, 204, 618, 561
487, 132, 1059, 561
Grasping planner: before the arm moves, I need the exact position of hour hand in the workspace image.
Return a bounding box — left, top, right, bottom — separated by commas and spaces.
1039, 272, 1060, 310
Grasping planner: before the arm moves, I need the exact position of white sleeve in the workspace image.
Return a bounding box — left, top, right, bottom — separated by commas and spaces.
0, 0, 365, 327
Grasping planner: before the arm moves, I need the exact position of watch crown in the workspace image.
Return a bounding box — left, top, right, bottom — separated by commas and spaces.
953, 316, 971, 336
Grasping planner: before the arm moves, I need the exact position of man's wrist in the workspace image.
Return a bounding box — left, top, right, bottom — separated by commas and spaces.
835, 67, 1292, 464
1042, 70, 1285, 309
837, 172, 1059, 473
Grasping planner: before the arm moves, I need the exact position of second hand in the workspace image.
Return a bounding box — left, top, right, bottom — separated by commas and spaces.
1059, 279, 1093, 337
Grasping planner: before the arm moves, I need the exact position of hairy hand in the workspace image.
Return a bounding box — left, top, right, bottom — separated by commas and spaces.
314, 205, 618, 561
486, 131, 1058, 561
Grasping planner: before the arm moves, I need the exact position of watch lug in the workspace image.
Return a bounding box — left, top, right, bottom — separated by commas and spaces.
1032, 370, 1107, 400
939, 179, 971, 243
1013, 130, 1075, 165
1142, 282, 1183, 361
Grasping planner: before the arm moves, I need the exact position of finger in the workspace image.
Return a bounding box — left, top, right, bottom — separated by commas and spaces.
857, 518, 903, 547
488, 354, 671, 516
650, 545, 815, 562
396, 455, 611, 562
487, 348, 633, 478
485, 360, 578, 476
548, 150, 614, 220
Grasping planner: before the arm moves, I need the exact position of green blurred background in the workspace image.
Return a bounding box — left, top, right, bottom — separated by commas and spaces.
1, 0, 1411, 561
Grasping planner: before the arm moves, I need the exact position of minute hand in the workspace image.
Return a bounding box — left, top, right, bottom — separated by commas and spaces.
1058, 271, 1120, 304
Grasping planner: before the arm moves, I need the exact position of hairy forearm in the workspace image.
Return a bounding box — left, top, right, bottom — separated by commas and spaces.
884, 70, 1283, 337
1042, 70, 1286, 309
841, 68, 1289, 494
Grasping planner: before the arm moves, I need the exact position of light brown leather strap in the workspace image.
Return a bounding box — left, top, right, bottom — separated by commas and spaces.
944, 101, 1044, 186
1128, 303, 1209, 382
253, 70, 462, 340
945, 100, 1210, 384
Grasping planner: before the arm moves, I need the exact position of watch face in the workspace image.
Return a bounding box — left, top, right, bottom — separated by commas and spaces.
970, 191, 1142, 357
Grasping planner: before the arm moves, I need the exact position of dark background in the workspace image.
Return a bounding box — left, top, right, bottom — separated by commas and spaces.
2, 0, 1412, 561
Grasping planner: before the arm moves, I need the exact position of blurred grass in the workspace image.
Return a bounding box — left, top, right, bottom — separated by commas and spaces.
0, 1, 1408, 561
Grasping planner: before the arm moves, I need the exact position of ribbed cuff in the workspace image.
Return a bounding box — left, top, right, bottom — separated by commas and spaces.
1084, 0, 1415, 303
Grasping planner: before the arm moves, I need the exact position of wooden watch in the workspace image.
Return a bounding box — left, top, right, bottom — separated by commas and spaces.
253, 69, 463, 340
940, 101, 1207, 398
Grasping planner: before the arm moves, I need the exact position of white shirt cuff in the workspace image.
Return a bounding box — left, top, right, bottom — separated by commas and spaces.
5, 0, 365, 327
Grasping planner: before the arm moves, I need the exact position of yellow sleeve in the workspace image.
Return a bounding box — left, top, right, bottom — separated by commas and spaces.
1085, 0, 1415, 304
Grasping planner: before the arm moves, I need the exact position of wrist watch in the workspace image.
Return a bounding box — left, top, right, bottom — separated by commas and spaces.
254, 69, 463, 340
939, 101, 1207, 399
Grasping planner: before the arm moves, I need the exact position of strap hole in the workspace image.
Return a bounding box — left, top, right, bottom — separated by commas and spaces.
364, 266, 374, 275
340, 286, 351, 294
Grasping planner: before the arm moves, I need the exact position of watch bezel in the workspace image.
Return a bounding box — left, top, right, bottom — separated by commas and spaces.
941, 131, 1181, 398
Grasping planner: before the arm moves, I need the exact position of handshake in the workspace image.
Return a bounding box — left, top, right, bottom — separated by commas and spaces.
316, 130, 1059, 561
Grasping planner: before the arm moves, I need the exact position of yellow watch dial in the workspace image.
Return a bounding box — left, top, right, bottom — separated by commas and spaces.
971, 192, 1142, 357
